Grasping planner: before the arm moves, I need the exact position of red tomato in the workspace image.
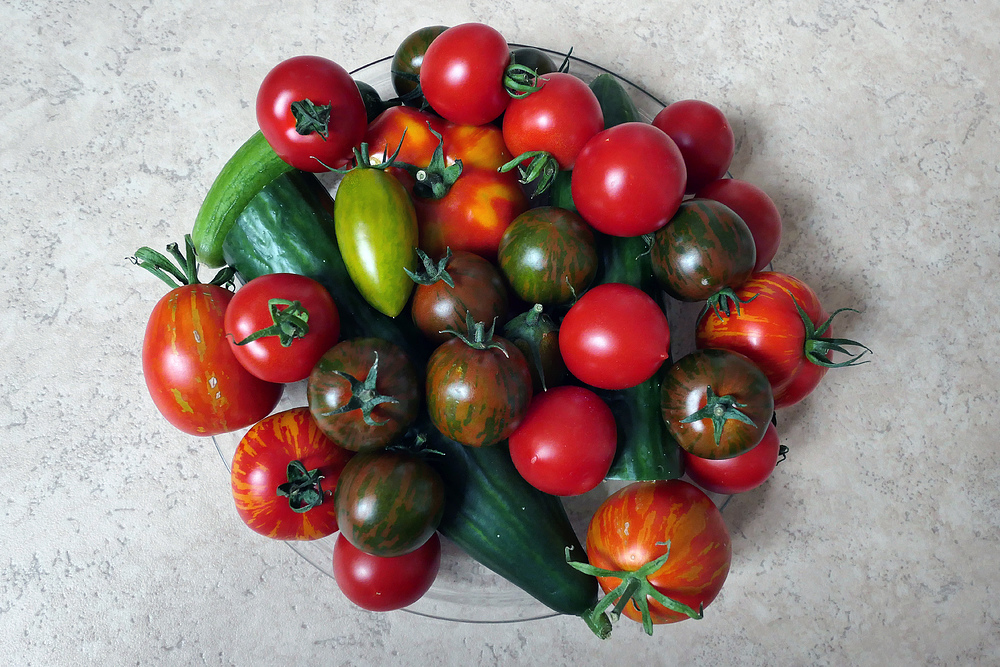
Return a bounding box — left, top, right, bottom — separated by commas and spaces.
230, 407, 354, 540
652, 100, 735, 194
502, 72, 605, 170
256, 55, 367, 172
508, 385, 617, 496
684, 422, 781, 494
696, 178, 783, 271
559, 283, 670, 390
584, 480, 731, 630
332, 532, 441, 612
571, 122, 687, 236
419, 23, 512, 126
224, 273, 340, 384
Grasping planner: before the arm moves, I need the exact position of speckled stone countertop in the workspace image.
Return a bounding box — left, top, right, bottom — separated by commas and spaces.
3, 1, 998, 664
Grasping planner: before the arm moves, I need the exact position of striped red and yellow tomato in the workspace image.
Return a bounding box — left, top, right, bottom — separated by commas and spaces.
230, 407, 354, 541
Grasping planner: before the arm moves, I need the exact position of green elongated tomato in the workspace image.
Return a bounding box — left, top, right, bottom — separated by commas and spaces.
334, 164, 418, 317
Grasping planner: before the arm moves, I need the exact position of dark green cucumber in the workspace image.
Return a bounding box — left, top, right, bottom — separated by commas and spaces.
589, 72, 643, 129
192, 131, 294, 268
221, 170, 429, 365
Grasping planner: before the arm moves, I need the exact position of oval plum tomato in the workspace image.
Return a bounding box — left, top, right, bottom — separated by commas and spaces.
652, 100, 735, 194
256, 55, 367, 172
230, 407, 354, 541
333, 532, 441, 611
390, 25, 448, 102
684, 422, 781, 494
649, 199, 756, 307
307, 338, 421, 452
419, 23, 513, 126
508, 385, 616, 496
426, 315, 533, 447
334, 450, 445, 557
574, 479, 731, 633
695, 271, 870, 408
135, 236, 282, 436
660, 348, 774, 459
498, 206, 599, 306
408, 248, 509, 346
696, 178, 783, 272
224, 273, 340, 384
559, 283, 670, 391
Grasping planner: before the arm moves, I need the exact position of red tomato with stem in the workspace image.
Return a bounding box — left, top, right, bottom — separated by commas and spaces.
684, 422, 782, 494
256, 55, 367, 172
333, 532, 441, 612
571, 122, 687, 236
696, 178, 783, 271
652, 100, 735, 194
559, 283, 670, 390
224, 273, 340, 384
230, 407, 354, 541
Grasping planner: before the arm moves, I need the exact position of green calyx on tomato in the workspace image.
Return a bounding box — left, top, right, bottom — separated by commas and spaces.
442, 311, 507, 355
502, 303, 561, 391
231, 298, 309, 348
290, 99, 332, 139
498, 150, 560, 197
704, 286, 758, 321
404, 247, 456, 287
679, 385, 758, 446
795, 297, 872, 368
275, 460, 326, 513
567, 542, 704, 637
396, 126, 463, 200
132, 234, 234, 290
502, 62, 543, 99
323, 351, 401, 427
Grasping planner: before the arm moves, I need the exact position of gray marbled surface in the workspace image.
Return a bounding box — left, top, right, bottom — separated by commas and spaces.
2, 0, 998, 664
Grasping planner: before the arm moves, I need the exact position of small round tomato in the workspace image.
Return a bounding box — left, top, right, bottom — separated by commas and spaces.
390, 25, 449, 101
225, 273, 340, 384
684, 422, 781, 494
571, 122, 687, 237
508, 385, 616, 496
230, 407, 354, 541
696, 178, 783, 272
256, 55, 367, 172
333, 532, 441, 612
652, 100, 735, 194
559, 283, 670, 390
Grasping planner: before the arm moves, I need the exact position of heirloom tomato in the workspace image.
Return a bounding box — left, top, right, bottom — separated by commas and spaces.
334, 450, 445, 557
652, 100, 735, 194
502, 304, 566, 393
256, 55, 367, 172
307, 338, 421, 452
230, 407, 354, 541
224, 273, 340, 384
695, 271, 870, 408
390, 25, 448, 101
684, 422, 782, 494
573, 479, 731, 634
333, 532, 441, 611
696, 178, 782, 272
136, 236, 282, 436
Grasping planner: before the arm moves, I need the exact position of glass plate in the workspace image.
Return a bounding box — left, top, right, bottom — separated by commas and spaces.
213, 45, 727, 623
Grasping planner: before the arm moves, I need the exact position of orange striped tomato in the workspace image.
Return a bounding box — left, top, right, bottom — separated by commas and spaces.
231, 407, 354, 541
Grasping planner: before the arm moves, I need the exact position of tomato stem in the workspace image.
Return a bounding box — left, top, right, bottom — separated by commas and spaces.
275, 460, 326, 513
290, 99, 332, 140
503, 63, 543, 98
131, 235, 235, 290
702, 287, 759, 321
498, 151, 560, 197
679, 385, 758, 446
791, 296, 872, 368
440, 311, 508, 356
396, 126, 463, 200
321, 351, 401, 427
232, 299, 311, 347
405, 247, 455, 287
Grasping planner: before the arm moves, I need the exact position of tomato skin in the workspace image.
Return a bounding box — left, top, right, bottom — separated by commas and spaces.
684, 422, 781, 494
508, 386, 616, 496
333, 532, 441, 611
142, 284, 282, 436
586, 479, 731, 625
695, 271, 830, 408
391, 25, 449, 101
255, 55, 367, 172
224, 273, 340, 384
559, 283, 670, 391
571, 122, 687, 237
419, 23, 512, 126
696, 178, 782, 272
502, 72, 605, 169
652, 100, 735, 194
230, 407, 354, 541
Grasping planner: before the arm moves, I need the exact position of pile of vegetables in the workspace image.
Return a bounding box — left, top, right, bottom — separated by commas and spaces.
132, 22, 870, 638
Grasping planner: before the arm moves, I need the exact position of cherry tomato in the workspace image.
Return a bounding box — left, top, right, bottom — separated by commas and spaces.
508, 385, 616, 496
571, 122, 687, 236
652, 100, 735, 194
696, 178, 783, 272
224, 273, 340, 384
390, 25, 448, 101
559, 283, 670, 390
684, 422, 781, 494
333, 532, 441, 612
256, 55, 367, 172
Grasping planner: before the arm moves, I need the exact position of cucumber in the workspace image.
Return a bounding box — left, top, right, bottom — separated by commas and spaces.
589, 73, 643, 128
192, 131, 294, 268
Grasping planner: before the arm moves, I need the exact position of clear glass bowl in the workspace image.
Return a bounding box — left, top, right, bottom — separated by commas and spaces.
213, 46, 727, 623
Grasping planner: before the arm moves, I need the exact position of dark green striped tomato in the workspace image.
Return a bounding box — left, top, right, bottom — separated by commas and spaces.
660, 348, 773, 459
334, 449, 445, 557
334, 164, 418, 317
650, 199, 756, 303
307, 338, 421, 452
497, 206, 598, 305
426, 322, 533, 447
390, 25, 448, 102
